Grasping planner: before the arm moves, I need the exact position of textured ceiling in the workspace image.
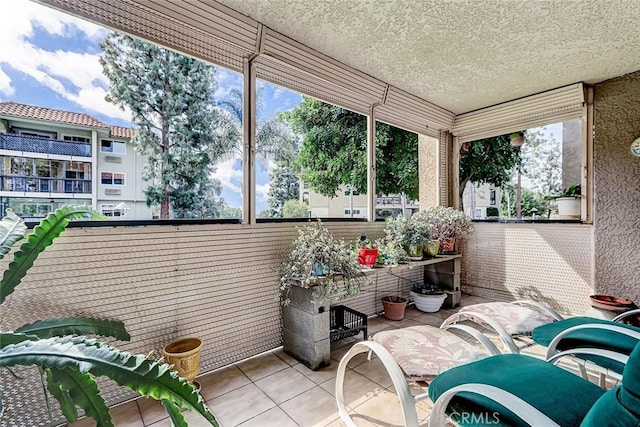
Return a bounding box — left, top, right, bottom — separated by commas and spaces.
216, 0, 640, 114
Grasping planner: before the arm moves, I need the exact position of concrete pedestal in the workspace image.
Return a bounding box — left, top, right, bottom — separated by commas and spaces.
282, 285, 331, 370
424, 257, 461, 308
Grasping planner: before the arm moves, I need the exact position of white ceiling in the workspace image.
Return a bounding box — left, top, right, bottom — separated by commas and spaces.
216, 0, 640, 114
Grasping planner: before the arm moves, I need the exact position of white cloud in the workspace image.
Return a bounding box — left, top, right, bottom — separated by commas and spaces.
256, 182, 270, 203
273, 87, 284, 100
212, 158, 243, 194
0, 67, 14, 97
0, 0, 131, 122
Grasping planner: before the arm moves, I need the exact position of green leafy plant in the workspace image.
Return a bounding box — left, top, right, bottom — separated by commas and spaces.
279, 221, 370, 304
545, 184, 581, 200
0, 206, 218, 427
354, 235, 376, 249
416, 206, 474, 241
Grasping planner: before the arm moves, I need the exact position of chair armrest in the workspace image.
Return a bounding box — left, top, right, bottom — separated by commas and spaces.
612, 308, 640, 322
545, 323, 640, 360
429, 383, 561, 427
440, 323, 501, 355
512, 299, 564, 321
441, 311, 520, 353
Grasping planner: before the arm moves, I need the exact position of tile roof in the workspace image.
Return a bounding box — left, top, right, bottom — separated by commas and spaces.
110, 125, 136, 139
0, 101, 135, 139
0, 101, 108, 129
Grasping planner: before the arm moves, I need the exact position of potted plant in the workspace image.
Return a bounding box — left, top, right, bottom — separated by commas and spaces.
383, 214, 431, 260
0, 207, 218, 426
410, 283, 447, 313
416, 206, 474, 254
381, 295, 408, 321
374, 237, 408, 267
510, 131, 526, 147
279, 221, 370, 304
355, 235, 378, 268
546, 184, 581, 219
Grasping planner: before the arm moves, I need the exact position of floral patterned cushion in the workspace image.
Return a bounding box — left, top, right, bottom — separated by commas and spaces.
459, 302, 556, 336
372, 326, 488, 381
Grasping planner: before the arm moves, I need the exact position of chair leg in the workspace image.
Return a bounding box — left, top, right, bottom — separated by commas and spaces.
336, 341, 420, 427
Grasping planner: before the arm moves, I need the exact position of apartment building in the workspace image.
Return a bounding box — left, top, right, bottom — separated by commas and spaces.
0, 102, 151, 221
300, 182, 419, 219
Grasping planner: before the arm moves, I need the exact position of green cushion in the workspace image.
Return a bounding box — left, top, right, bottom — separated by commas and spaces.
428, 354, 604, 426
581, 387, 640, 427
532, 317, 640, 374
582, 342, 640, 425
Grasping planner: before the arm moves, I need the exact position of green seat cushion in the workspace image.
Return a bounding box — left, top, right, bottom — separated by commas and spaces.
532, 317, 640, 374
429, 354, 604, 426
582, 342, 640, 425
581, 387, 640, 427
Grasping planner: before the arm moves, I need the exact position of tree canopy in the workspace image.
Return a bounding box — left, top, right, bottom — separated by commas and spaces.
100, 32, 236, 219
281, 97, 419, 200
459, 134, 522, 208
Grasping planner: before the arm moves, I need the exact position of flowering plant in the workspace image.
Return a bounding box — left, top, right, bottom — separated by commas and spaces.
415, 206, 474, 241
279, 221, 370, 304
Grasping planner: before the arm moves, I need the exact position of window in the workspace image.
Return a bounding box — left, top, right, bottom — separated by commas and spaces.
459, 118, 584, 220
101, 172, 125, 185
100, 204, 121, 217
18, 129, 54, 138
101, 140, 126, 154
63, 135, 90, 143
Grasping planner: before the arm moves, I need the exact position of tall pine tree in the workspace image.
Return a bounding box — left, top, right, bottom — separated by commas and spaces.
100, 32, 236, 218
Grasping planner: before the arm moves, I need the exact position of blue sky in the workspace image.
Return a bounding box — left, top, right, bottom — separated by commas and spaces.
0, 0, 302, 211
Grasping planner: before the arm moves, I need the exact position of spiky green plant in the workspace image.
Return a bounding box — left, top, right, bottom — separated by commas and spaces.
0, 206, 218, 426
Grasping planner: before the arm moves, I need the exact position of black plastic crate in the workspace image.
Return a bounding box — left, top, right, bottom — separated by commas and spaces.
330, 305, 368, 342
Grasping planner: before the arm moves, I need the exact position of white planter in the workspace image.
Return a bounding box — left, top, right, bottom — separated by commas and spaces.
556, 197, 580, 219
410, 291, 447, 313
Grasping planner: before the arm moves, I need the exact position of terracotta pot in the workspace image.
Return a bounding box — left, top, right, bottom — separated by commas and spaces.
381, 296, 407, 321
163, 337, 203, 383
439, 237, 456, 253
358, 248, 378, 267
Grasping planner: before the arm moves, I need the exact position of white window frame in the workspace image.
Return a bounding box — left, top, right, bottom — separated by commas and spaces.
101, 171, 126, 186
62, 134, 91, 143
100, 139, 126, 155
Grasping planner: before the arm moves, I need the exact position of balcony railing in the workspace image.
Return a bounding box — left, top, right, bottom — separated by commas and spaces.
1, 175, 92, 194
0, 133, 91, 157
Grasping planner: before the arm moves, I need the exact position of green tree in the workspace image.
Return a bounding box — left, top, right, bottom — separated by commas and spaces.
282, 200, 309, 218
266, 149, 300, 217
100, 32, 236, 219
218, 205, 243, 219
281, 97, 419, 200
459, 134, 522, 209
217, 88, 297, 166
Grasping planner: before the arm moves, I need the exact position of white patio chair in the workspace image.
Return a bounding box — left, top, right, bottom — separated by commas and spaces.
335, 323, 500, 427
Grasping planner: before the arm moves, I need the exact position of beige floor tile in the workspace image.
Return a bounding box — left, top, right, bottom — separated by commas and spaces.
136, 397, 168, 426
321, 369, 385, 408
273, 347, 302, 366
255, 366, 316, 404
330, 344, 369, 366
198, 364, 251, 401
147, 409, 218, 427
293, 359, 342, 385
379, 318, 423, 330
325, 413, 376, 427
352, 357, 394, 389
236, 407, 298, 427
208, 382, 275, 427
366, 316, 396, 335
350, 389, 405, 426
69, 400, 144, 427
351, 387, 430, 427
236, 353, 289, 381
280, 386, 340, 427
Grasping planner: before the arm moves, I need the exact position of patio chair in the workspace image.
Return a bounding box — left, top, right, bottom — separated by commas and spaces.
532, 308, 640, 385
440, 300, 564, 353
427, 340, 639, 426
335, 323, 501, 426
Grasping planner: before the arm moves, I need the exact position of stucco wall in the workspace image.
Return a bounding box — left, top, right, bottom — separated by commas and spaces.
593, 71, 640, 301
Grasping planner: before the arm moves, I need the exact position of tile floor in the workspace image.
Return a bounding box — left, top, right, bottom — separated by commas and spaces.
69, 294, 538, 427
